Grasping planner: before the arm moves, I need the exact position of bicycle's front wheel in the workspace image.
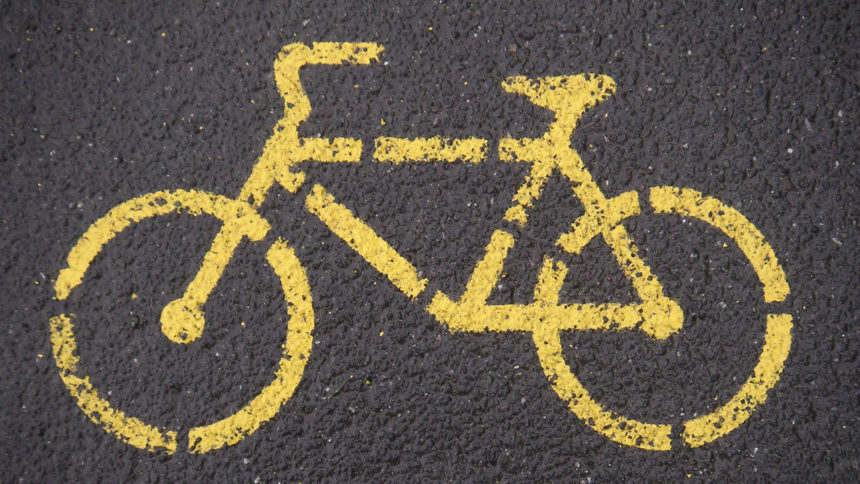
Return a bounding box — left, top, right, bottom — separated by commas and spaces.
534, 186, 792, 450
51, 189, 314, 454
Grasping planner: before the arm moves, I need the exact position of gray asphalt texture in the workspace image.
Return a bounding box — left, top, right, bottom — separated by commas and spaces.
1, 1, 857, 482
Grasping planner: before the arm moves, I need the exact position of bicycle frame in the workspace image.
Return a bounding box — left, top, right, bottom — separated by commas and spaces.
51, 42, 793, 454
158, 42, 683, 345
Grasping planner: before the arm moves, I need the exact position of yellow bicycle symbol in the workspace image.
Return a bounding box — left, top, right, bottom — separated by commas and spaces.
51, 43, 792, 454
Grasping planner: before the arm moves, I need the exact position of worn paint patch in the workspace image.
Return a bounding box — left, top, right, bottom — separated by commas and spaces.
682, 314, 793, 447
50, 314, 179, 454
649, 186, 790, 303
532, 325, 673, 451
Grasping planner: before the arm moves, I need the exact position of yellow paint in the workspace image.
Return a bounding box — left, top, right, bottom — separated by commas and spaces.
497, 74, 615, 227
432, 295, 664, 334
305, 184, 428, 299
459, 229, 515, 306
160, 225, 251, 344
427, 73, 791, 450
649, 186, 789, 302
432, 74, 681, 341
427, 225, 676, 338
50, 314, 178, 454
239, 42, 382, 203
160, 43, 379, 344
501, 75, 616, 141
52, 189, 310, 453
533, 326, 672, 450
78, 56, 371, 448
683, 314, 793, 447
373, 137, 487, 163
52, 239, 313, 455
429, 72, 678, 450
293, 137, 363, 163
601, 223, 684, 340
502, 158, 555, 225
427, 235, 651, 333
533, 257, 567, 304
188, 240, 314, 453
556, 191, 640, 255
55, 190, 269, 302
52, 43, 792, 454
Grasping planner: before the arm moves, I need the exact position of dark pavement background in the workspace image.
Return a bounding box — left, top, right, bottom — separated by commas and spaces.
1, 1, 857, 481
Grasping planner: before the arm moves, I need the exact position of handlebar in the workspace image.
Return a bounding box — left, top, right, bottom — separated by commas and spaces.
273, 43, 384, 132
261, 43, 617, 198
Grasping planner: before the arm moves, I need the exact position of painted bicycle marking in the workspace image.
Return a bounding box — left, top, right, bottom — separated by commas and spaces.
52, 42, 791, 453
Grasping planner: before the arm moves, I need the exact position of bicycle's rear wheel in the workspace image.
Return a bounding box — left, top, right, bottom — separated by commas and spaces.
51, 189, 314, 454
534, 186, 791, 450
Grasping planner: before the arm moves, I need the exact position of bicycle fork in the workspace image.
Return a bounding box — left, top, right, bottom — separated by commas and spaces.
159, 42, 383, 343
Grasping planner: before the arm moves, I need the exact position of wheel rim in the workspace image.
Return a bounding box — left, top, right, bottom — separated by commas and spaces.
51, 190, 314, 454
534, 186, 791, 450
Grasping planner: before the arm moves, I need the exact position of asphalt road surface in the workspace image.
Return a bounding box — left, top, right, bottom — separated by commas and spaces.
2, 1, 857, 481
